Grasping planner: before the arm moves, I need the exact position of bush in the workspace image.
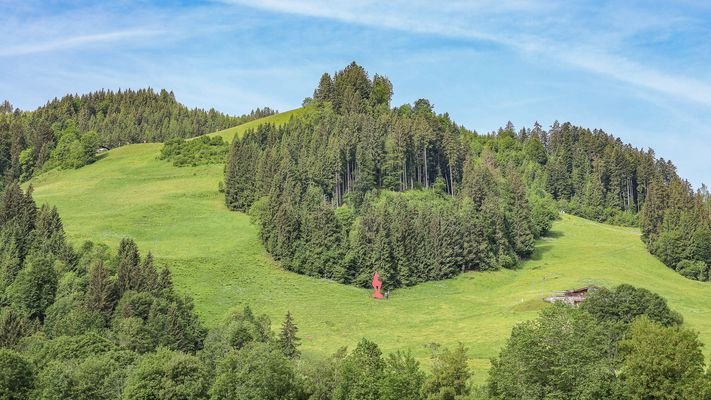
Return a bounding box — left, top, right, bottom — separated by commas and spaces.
676, 260, 709, 281
123, 348, 210, 400
159, 136, 228, 167
0, 349, 34, 399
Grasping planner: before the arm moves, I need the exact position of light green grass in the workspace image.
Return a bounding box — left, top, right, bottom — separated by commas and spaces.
203, 107, 311, 142
28, 115, 711, 384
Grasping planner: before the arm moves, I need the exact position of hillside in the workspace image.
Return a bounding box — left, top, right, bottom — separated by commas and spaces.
204, 106, 310, 142
28, 113, 711, 382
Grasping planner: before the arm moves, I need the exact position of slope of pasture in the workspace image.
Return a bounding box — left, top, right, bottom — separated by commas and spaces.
28, 120, 710, 382
204, 106, 310, 142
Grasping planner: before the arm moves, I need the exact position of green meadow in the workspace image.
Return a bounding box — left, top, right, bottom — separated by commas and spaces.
28, 114, 711, 383
204, 107, 311, 142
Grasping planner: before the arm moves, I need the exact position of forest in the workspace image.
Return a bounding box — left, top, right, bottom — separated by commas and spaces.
0, 90, 275, 185
0, 62, 709, 398
2, 180, 710, 399
224, 63, 711, 285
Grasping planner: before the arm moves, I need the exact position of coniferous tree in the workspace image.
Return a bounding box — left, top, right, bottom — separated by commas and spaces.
314, 73, 335, 103
85, 261, 116, 320
278, 311, 301, 359
116, 238, 140, 296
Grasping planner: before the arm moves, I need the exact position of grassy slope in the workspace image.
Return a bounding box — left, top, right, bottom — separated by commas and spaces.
29, 114, 710, 384
203, 107, 310, 142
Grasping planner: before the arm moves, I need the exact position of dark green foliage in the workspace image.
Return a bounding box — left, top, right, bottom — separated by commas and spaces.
43, 291, 104, 338
123, 348, 210, 400
33, 204, 73, 265
0, 306, 37, 348
652, 230, 688, 268
49, 120, 99, 169
314, 73, 335, 103
225, 66, 547, 288
226, 64, 711, 284
116, 237, 141, 296
210, 342, 302, 400
224, 137, 261, 212
488, 304, 622, 400
113, 288, 206, 354
85, 261, 117, 320
641, 180, 711, 281
0, 89, 276, 183
0, 349, 34, 399
0, 184, 210, 397
34, 89, 240, 146
380, 350, 425, 400
581, 284, 683, 327
620, 317, 707, 400
676, 259, 709, 281
298, 347, 347, 400
20, 332, 117, 369
335, 338, 386, 400
33, 350, 136, 400
488, 287, 709, 399
160, 136, 228, 167
279, 311, 301, 359
0, 182, 36, 268
220, 306, 272, 350
7, 253, 58, 321
200, 306, 273, 373
422, 344, 471, 400
528, 189, 558, 238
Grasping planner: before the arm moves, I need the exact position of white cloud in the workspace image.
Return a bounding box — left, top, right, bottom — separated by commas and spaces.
0, 29, 163, 57
560, 48, 711, 107
226, 0, 711, 108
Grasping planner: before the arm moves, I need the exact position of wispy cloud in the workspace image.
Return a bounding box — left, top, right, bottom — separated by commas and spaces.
560, 48, 711, 107
1, 0, 709, 185
226, 0, 711, 108
0, 29, 163, 57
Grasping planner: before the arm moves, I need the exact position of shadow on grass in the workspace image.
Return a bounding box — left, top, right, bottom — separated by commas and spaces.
546, 230, 564, 239
528, 230, 564, 261
94, 152, 110, 162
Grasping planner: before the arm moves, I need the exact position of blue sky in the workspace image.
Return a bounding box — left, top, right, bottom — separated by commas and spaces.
1, 0, 710, 187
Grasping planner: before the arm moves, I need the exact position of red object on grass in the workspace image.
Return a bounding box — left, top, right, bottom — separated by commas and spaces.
372, 272, 384, 299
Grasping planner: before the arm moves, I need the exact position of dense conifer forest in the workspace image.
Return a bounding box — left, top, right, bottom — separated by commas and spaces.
0, 90, 275, 185
224, 63, 711, 284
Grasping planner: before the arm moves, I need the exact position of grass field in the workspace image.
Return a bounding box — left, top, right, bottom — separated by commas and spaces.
203, 107, 310, 142
28, 114, 711, 383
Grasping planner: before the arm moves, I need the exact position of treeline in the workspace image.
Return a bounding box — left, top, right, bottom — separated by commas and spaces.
225, 63, 557, 288
478, 122, 711, 280
641, 177, 711, 280
225, 62, 709, 283
488, 285, 711, 399
474, 118, 711, 280
30, 89, 240, 145
0, 182, 479, 399
0, 91, 274, 186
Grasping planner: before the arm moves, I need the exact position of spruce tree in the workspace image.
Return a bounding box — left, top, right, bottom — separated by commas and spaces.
279, 311, 301, 359
116, 237, 140, 295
